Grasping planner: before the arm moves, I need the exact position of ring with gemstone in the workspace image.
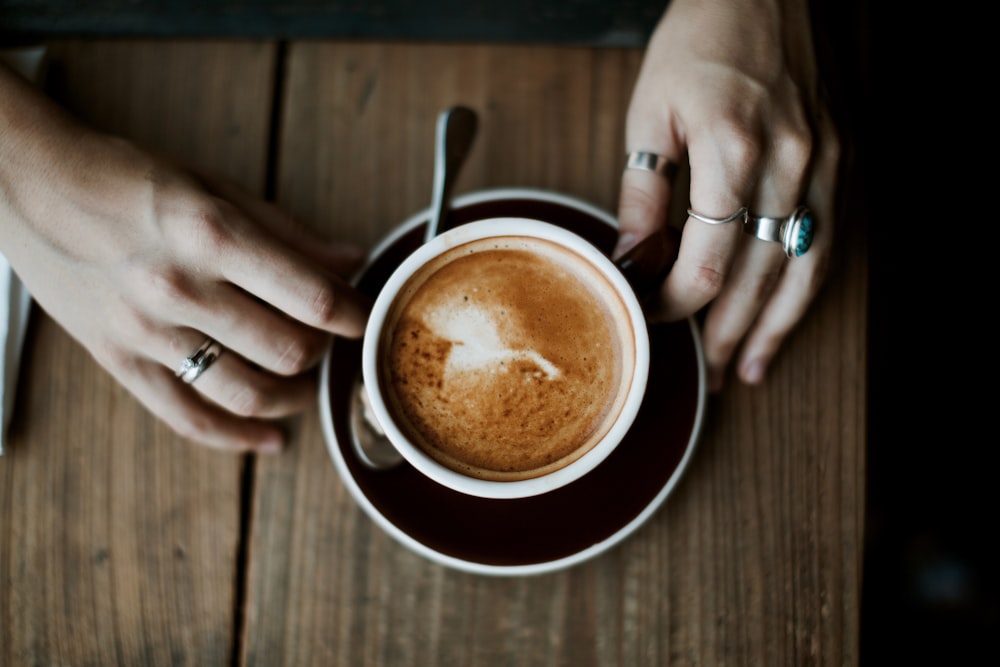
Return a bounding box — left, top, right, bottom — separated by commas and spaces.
744, 207, 815, 258
176, 338, 223, 385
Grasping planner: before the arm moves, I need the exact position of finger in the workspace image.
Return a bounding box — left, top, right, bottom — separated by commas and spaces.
201, 174, 366, 277
141, 276, 332, 377
736, 111, 839, 385
655, 125, 760, 322
616, 79, 686, 259
199, 198, 371, 339
118, 360, 287, 454
615, 160, 675, 259
225, 248, 370, 339
697, 127, 811, 388
699, 236, 787, 390
734, 244, 824, 385
164, 329, 318, 419
201, 283, 332, 375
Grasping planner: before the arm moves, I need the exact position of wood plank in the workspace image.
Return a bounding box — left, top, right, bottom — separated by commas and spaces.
0, 40, 276, 665
243, 40, 864, 665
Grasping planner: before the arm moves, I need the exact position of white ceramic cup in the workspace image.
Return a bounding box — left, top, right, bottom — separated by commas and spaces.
361, 217, 650, 499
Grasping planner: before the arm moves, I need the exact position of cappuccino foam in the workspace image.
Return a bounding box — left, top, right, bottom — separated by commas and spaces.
379, 235, 636, 481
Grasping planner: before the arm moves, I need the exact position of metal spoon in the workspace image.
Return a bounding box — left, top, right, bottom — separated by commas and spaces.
349, 105, 479, 471
425, 106, 479, 243
349, 368, 404, 470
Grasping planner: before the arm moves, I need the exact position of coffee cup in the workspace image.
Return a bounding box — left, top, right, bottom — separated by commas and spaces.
361, 216, 676, 499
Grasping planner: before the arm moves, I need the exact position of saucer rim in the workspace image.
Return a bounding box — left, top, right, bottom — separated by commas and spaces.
319, 186, 707, 576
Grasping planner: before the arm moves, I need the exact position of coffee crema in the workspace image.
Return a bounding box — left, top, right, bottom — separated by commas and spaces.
378, 235, 636, 481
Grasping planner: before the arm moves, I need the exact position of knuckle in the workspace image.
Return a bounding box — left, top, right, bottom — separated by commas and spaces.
225, 385, 271, 418
273, 335, 316, 376
174, 202, 234, 260
681, 261, 728, 303
142, 264, 196, 311
305, 284, 339, 328
773, 129, 813, 184
102, 294, 157, 348
709, 119, 762, 172
92, 339, 134, 374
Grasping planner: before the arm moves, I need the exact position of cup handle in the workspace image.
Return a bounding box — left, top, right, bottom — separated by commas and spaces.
613, 226, 681, 302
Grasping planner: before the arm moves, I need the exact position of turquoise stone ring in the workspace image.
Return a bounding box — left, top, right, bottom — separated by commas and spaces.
744, 206, 815, 258
783, 207, 815, 257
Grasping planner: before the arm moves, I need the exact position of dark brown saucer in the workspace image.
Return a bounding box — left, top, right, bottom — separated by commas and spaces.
319, 188, 705, 575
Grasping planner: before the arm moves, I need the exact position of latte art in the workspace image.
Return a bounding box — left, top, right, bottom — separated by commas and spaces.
379, 236, 637, 482
424, 301, 563, 380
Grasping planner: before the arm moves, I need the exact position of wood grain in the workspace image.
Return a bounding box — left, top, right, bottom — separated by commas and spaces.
0, 39, 865, 667
0, 41, 276, 666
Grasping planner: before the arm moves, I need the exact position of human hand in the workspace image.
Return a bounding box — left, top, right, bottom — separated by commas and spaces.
0, 64, 370, 453
615, 0, 840, 392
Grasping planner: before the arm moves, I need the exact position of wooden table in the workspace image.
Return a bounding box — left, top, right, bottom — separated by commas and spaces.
0, 39, 866, 665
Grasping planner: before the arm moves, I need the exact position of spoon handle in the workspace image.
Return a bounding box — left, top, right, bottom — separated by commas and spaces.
425, 105, 479, 243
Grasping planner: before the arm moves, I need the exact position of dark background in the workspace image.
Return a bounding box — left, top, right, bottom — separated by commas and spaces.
2, 1, 994, 662
863, 4, 994, 664
1, 0, 667, 44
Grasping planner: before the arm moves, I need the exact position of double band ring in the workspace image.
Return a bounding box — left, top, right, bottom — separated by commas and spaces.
176, 338, 223, 385
687, 205, 815, 258
625, 151, 678, 180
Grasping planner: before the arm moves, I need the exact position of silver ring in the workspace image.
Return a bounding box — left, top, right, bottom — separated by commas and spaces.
744, 206, 815, 257
176, 338, 223, 385
686, 206, 748, 225
625, 151, 678, 179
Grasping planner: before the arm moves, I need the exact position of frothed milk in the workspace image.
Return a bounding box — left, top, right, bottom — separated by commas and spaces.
378, 235, 637, 481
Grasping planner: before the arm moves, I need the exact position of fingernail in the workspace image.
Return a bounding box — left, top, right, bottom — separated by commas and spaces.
741, 359, 766, 385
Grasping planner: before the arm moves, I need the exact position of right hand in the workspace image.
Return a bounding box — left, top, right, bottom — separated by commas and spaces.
0, 62, 371, 453
614, 0, 839, 392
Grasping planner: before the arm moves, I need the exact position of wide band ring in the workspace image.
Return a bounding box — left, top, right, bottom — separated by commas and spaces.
625, 151, 678, 180
744, 206, 815, 257
686, 206, 748, 226
176, 338, 223, 385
